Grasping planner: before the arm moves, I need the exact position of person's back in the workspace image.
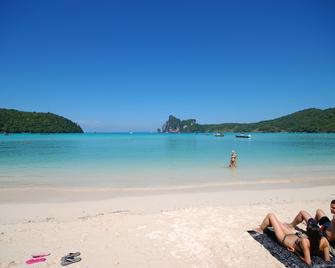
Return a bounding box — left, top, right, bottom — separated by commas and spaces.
305, 221, 330, 264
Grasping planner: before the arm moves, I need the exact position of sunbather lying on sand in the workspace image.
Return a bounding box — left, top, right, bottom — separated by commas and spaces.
255, 212, 330, 266
290, 200, 335, 245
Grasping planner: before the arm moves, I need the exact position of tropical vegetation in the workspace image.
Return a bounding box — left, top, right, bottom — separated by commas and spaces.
161, 108, 335, 133
0, 108, 83, 133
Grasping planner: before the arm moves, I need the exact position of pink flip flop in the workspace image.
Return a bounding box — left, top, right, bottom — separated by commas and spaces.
25, 257, 46, 265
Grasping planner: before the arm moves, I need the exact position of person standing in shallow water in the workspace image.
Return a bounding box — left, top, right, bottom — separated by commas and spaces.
229, 150, 237, 168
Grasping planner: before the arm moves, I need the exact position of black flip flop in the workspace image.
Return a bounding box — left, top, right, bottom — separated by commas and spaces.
61, 252, 81, 259
61, 256, 81, 266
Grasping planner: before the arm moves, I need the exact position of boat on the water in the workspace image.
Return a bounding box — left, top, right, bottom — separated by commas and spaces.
235, 134, 251, 138
214, 132, 224, 137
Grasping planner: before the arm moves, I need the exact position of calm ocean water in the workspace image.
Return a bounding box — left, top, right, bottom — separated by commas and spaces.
0, 133, 334, 188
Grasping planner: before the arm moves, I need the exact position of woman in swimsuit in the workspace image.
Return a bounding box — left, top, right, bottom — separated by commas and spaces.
229, 150, 237, 168
256, 213, 330, 266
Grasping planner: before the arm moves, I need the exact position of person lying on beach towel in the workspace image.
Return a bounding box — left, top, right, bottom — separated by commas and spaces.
290, 209, 335, 256
290, 200, 335, 246
255, 212, 331, 266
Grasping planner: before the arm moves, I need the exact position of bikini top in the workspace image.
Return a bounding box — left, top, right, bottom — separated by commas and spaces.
282, 232, 306, 248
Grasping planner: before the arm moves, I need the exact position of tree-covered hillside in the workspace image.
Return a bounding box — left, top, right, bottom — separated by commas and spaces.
161, 108, 335, 133
0, 109, 83, 133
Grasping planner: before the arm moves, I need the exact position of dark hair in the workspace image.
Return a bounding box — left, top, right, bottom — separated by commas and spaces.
331, 200, 335, 205
307, 223, 322, 256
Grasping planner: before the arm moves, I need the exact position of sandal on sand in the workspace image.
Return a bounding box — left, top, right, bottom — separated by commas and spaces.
61, 252, 80, 260
26, 257, 47, 265
32, 253, 50, 258
61, 256, 81, 266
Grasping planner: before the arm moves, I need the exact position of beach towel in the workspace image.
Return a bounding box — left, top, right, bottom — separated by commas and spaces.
248, 229, 335, 268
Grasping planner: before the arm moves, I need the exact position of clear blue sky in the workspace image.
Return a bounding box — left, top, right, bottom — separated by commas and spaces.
1, 0, 335, 131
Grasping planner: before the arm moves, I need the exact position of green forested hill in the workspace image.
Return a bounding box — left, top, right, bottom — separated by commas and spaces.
161, 108, 335, 133
0, 109, 83, 133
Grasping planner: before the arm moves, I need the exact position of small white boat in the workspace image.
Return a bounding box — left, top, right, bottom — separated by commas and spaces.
214, 132, 224, 137
235, 134, 251, 138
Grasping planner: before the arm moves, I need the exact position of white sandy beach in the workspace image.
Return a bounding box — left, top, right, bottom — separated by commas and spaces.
1, 183, 335, 268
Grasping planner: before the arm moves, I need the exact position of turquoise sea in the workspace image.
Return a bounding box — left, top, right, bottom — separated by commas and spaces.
0, 133, 334, 188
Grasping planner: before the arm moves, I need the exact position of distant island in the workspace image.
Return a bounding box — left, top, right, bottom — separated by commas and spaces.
0, 108, 83, 133
160, 108, 335, 133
